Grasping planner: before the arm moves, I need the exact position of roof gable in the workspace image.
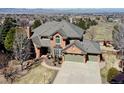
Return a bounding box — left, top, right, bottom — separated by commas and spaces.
51, 29, 67, 38
63, 42, 87, 54
63, 40, 101, 54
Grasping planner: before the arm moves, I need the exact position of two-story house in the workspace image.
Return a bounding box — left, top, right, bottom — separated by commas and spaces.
30, 20, 102, 63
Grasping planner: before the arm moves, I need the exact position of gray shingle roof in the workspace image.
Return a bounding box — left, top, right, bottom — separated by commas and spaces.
40, 39, 50, 47
63, 40, 101, 54
31, 36, 50, 48
31, 36, 41, 48
31, 20, 85, 39
82, 39, 101, 54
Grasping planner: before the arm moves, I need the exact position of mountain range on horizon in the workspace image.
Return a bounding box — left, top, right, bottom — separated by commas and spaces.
0, 8, 124, 14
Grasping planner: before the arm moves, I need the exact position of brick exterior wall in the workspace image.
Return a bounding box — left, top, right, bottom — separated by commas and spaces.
50, 32, 66, 49
34, 32, 66, 59
63, 44, 86, 63
64, 44, 83, 54
33, 44, 41, 58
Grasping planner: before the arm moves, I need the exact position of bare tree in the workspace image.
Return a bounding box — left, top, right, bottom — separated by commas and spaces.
13, 27, 31, 70
112, 24, 124, 71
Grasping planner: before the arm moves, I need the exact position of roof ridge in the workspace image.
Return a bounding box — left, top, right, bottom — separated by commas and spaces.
83, 39, 101, 53
91, 40, 101, 51
62, 21, 79, 36
39, 21, 60, 36
75, 40, 87, 53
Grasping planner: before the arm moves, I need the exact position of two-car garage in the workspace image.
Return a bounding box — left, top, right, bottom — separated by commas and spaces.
62, 40, 101, 63
64, 54, 100, 63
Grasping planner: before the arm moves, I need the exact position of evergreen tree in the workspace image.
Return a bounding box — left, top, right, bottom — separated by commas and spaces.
4, 28, 16, 51
0, 17, 17, 44
32, 19, 41, 29
75, 18, 97, 30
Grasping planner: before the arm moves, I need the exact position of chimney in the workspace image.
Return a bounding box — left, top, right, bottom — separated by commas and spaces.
26, 26, 32, 39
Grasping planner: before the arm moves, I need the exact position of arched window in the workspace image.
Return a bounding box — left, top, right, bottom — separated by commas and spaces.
56, 36, 61, 45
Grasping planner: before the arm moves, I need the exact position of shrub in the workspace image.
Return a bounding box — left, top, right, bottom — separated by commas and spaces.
107, 67, 120, 83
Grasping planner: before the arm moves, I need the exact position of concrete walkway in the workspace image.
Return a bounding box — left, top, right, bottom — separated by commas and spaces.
53, 61, 102, 84
41, 61, 60, 70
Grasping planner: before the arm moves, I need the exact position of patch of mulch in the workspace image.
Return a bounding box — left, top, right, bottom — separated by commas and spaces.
45, 58, 62, 68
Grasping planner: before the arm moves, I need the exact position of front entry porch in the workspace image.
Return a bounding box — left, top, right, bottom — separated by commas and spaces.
35, 47, 51, 58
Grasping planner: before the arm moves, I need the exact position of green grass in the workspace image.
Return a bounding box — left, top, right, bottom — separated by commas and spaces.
15, 64, 58, 84
84, 22, 116, 41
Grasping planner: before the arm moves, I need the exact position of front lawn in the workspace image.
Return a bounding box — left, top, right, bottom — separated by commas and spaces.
15, 64, 58, 84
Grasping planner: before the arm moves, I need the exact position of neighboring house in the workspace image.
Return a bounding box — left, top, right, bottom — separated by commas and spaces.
30, 20, 102, 63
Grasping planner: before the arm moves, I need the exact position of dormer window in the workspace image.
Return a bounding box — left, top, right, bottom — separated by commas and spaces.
56, 35, 61, 45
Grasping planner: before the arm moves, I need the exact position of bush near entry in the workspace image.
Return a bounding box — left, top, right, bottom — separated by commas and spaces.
107, 67, 120, 83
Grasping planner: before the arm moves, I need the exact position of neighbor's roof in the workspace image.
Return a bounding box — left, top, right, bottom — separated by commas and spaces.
63, 40, 101, 54
31, 20, 85, 39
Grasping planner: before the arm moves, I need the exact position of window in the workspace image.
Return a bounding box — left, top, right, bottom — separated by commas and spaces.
55, 36, 61, 44
54, 48, 62, 58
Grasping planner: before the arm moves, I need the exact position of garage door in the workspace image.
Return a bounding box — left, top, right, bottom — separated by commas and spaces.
88, 55, 99, 62
64, 54, 84, 63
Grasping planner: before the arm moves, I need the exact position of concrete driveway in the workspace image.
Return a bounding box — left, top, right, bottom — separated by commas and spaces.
53, 61, 102, 84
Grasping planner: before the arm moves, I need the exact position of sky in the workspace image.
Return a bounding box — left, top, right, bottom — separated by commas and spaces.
0, 0, 124, 8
